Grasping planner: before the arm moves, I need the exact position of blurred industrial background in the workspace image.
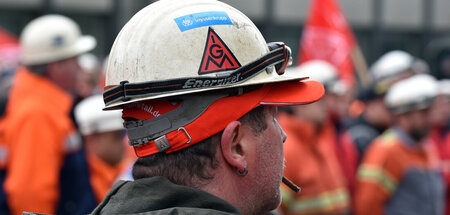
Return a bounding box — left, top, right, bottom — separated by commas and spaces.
1, 0, 450, 74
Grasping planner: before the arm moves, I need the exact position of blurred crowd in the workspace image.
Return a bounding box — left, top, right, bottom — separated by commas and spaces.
279, 56, 450, 215
0, 11, 448, 215
0, 15, 135, 215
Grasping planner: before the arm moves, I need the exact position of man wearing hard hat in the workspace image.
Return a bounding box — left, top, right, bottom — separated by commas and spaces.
74, 95, 127, 205
344, 50, 429, 171
355, 74, 445, 215
90, 0, 325, 214
278, 61, 350, 215
370, 50, 423, 93
2, 15, 96, 214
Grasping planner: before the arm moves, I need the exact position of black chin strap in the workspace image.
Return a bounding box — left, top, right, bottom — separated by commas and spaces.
103, 42, 291, 106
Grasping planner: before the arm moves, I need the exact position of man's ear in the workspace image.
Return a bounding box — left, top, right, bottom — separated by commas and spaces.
220, 121, 247, 172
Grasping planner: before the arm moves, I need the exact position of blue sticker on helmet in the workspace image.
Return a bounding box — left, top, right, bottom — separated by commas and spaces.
174, 11, 232, 32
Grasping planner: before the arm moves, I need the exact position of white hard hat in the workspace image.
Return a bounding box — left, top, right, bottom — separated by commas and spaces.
370, 50, 414, 83
411, 58, 430, 74
102, 0, 313, 109
20, 14, 96, 66
294, 60, 337, 85
385, 74, 438, 114
438, 79, 450, 96
75, 94, 123, 136
104, 0, 325, 157
287, 60, 347, 95
78, 53, 100, 73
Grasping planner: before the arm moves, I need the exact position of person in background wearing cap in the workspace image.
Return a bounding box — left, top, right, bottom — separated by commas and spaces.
354, 74, 445, 215
428, 79, 450, 215
1, 15, 96, 215
90, 0, 325, 214
74, 95, 127, 205
278, 61, 350, 215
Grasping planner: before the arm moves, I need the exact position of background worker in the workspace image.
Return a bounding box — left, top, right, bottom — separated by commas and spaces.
355, 74, 445, 215
370, 50, 420, 93
340, 50, 431, 204
348, 50, 419, 149
90, 0, 325, 214
279, 61, 350, 215
2, 15, 96, 215
74, 95, 127, 204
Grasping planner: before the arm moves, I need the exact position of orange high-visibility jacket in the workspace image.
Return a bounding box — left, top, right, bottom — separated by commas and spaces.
278, 113, 350, 215
355, 127, 445, 215
3, 68, 79, 215
87, 153, 125, 203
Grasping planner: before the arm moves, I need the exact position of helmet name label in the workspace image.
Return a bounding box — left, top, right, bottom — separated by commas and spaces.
198, 27, 241, 74
174, 11, 232, 32
183, 73, 241, 89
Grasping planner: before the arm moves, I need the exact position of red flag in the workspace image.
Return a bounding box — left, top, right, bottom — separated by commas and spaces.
299, 0, 357, 85
0, 28, 18, 45
0, 28, 19, 69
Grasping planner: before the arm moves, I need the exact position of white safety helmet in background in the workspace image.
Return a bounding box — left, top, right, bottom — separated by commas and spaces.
287, 60, 347, 95
385, 74, 438, 114
370, 50, 414, 83
78, 53, 100, 74
102, 0, 313, 109
75, 95, 123, 136
438, 79, 450, 96
411, 58, 430, 74
20, 14, 96, 66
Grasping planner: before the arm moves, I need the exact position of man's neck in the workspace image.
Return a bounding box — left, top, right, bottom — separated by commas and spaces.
201, 166, 254, 215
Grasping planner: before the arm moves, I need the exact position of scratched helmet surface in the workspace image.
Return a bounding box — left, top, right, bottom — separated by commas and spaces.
103, 0, 308, 109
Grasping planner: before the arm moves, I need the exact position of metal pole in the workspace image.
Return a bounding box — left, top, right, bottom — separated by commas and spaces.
371, 0, 383, 63
422, 0, 433, 58
41, 0, 53, 14
263, 0, 275, 37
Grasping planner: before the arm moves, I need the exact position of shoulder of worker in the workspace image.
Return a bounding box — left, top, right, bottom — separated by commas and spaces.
370, 129, 402, 149
361, 129, 405, 166
91, 176, 241, 215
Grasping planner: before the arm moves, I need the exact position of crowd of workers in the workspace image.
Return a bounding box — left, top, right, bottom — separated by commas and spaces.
0, 15, 133, 215
0, 0, 448, 214
280, 57, 450, 215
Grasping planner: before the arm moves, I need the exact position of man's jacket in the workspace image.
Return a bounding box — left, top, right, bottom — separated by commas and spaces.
355, 127, 445, 215
2, 68, 96, 215
278, 113, 350, 215
91, 176, 242, 215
